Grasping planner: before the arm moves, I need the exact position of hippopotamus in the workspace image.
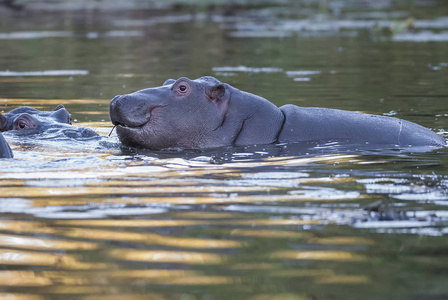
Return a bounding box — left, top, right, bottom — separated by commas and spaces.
0, 105, 98, 138
109, 76, 447, 150
0, 132, 13, 158
0, 105, 99, 158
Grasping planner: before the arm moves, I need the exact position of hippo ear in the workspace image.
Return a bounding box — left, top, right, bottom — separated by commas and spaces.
0, 113, 5, 131
206, 84, 228, 104
51, 106, 72, 124
163, 79, 176, 86
53, 104, 65, 111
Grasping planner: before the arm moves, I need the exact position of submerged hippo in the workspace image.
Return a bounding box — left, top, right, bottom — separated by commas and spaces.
0, 132, 13, 158
0, 105, 98, 138
0, 105, 99, 158
110, 76, 446, 150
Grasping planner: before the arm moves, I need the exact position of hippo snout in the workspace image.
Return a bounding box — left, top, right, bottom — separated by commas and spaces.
110, 94, 152, 128
109, 95, 125, 126
109, 95, 151, 127
109, 95, 121, 126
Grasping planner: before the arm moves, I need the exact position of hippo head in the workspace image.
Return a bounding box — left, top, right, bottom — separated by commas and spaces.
110, 76, 284, 150
0, 105, 97, 138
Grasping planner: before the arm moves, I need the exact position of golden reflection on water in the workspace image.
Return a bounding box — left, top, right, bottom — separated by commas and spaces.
45, 286, 106, 295
0, 268, 237, 295
230, 229, 305, 238
57, 218, 319, 231
55, 219, 210, 227
0, 220, 56, 234
65, 228, 244, 249
0, 271, 52, 286
0, 294, 44, 300
108, 249, 225, 264
65, 270, 233, 285
0, 179, 24, 187
158, 275, 236, 285
230, 263, 280, 270
228, 219, 320, 226
81, 192, 358, 207
271, 250, 367, 261
0, 233, 98, 250
0, 191, 361, 209
314, 236, 374, 245
315, 275, 370, 284
161, 211, 242, 219
0, 249, 109, 269
107, 269, 190, 278
268, 269, 334, 278
0, 185, 280, 198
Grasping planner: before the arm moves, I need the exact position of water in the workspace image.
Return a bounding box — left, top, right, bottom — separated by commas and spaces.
1, 1, 448, 299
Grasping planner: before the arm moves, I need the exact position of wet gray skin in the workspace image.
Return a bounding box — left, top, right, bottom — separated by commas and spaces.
0, 105, 98, 138
110, 76, 447, 150
0, 105, 99, 157
0, 132, 13, 158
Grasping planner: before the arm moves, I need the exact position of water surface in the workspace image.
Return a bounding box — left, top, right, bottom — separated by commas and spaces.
0, 1, 448, 299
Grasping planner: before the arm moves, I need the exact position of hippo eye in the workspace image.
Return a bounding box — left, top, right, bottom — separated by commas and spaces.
14, 116, 36, 130
174, 81, 191, 96
16, 120, 30, 130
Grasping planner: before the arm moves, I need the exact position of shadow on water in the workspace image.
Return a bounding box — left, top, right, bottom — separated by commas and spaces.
120, 139, 448, 162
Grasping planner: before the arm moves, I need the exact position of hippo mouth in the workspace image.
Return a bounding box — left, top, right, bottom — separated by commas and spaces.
111, 114, 149, 130
113, 121, 150, 139
115, 121, 147, 129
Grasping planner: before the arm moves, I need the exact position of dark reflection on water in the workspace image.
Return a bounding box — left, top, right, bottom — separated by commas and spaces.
120, 140, 447, 163
1, 1, 448, 299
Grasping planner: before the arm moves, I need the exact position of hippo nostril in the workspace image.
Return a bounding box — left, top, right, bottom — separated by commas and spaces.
111, 95, 123, 106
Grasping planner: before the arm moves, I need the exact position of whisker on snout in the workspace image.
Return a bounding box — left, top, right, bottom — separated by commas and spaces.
108, 126, 116, 137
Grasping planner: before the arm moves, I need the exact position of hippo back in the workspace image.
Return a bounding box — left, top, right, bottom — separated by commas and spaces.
278, 105, 446, 147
